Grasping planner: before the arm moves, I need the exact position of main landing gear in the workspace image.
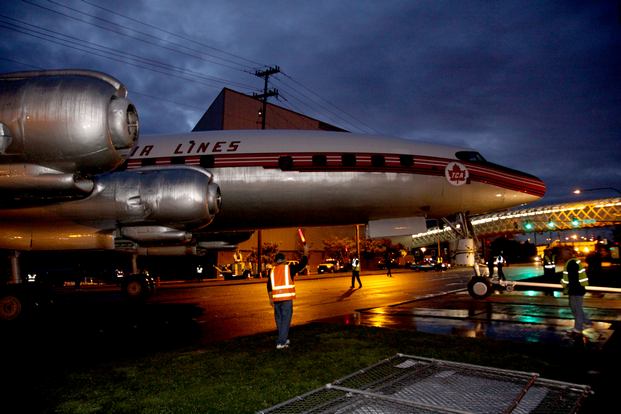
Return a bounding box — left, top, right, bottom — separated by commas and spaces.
0, 284, 53, 322
121, 272, 156, 300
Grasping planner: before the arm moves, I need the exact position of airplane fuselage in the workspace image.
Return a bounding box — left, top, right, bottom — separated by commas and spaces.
0, 129, 545, 250
125, 129, 545, 230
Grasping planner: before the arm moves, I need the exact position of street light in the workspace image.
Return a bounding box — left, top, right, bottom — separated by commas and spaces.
572, 187, 621, 196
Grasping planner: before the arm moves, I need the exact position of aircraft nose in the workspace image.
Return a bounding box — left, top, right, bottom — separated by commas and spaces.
483, 161, 546, 201
520, 172, 546, 200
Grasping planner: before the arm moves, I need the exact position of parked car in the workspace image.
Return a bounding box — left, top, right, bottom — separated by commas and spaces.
410, 259, 450, 271
317, 259, 341, 274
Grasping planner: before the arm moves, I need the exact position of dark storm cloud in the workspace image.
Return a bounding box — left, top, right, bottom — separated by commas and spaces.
0, 0, 619, 204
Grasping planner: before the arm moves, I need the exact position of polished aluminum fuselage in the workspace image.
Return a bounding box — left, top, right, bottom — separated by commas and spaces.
129, 130, 544, 229
0, 129, 545, 250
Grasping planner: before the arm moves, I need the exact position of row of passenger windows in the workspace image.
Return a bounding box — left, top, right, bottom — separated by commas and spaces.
136, 154, 416, 169
280, 154, 415, 170
133, 151, 486, 170
139, 155, 216, 168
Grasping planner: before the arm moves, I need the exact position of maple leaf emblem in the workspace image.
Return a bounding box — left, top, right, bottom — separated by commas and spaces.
448, 164, 466, 182
445, 162, 469, 186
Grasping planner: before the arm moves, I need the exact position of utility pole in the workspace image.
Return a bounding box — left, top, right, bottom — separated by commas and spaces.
253, 65, 280, 277
253, 65, 280, 129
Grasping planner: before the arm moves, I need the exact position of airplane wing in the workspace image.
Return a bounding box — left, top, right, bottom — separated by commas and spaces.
0, 70, 138, 206
0, 70, 222, 253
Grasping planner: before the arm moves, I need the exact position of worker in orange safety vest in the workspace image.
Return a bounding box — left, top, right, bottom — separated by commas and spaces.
267, 246, 308, 349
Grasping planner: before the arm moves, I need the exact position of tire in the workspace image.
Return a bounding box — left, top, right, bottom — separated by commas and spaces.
0, 284, 51, 322
0, 292, 23, 321
467, 276, 492, 299
122, 274, 153, 300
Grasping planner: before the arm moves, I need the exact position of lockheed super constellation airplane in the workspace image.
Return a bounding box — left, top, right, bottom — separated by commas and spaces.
0, 70, 545, 320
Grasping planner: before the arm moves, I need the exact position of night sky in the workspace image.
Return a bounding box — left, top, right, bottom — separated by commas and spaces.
1, 0, 620, 205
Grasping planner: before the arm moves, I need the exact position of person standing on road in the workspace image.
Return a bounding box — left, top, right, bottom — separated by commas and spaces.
543, 250, 556, 278
267, 246, 308, 350
350, 257, 362, 289
561, 253, 591, 334
494, 252, 506, 281
487, 254, 495, 278
474, 257, 489, 277
384, 250, 393, 277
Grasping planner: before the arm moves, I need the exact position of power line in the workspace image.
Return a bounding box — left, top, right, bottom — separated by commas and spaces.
22, 0, 254, 73
0, 55, 206, 112
273, 78, 370, 133
8, 1, 378, 134
79, 0, 265, 69
0, 57, 43, 70
128, 90, 207, 111
0, 15, 257, 91
278, 72, 381, 134
275, 90, 357, 132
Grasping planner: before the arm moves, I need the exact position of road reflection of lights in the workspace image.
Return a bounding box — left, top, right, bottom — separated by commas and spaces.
519, 315, 543, 324
367, 314, 390, 328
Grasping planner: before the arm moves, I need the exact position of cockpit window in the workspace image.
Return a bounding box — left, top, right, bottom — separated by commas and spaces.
455, 151, 487, 163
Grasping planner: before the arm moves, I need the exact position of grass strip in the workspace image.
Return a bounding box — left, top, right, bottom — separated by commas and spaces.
8, 322, 617, 413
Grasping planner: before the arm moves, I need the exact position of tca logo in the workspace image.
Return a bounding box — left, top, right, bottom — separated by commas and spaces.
445, 162, 469, 186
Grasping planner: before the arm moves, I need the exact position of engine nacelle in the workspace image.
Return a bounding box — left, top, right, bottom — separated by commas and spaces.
81, 166, 221, 230
0, 70, 139, 174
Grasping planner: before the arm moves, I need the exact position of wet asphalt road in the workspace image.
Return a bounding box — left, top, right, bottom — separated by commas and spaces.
152, 268, 472, 343
3, 264, 618, 357
53, 267, 472, 345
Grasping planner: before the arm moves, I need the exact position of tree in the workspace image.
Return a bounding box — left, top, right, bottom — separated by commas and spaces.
322, 236, 355, 263
247, 242, 280, 266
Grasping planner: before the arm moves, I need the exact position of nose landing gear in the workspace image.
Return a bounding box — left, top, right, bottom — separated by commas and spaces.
467, 276, 516, 299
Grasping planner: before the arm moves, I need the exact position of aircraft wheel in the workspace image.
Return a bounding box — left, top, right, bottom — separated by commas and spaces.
122, 274, 153, 300
467, 276, 492, 299
0, 292, 23, 321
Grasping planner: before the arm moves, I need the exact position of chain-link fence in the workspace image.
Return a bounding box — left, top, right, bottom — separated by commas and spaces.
258, 354, 591, 414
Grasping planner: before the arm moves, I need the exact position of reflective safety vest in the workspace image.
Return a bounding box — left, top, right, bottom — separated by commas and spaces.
544, 255, 555, 269
270, 264, 296, 301
352, 258, 361, 272
562, 258, 589, 291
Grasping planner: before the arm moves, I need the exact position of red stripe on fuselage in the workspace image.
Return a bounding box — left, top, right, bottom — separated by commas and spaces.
126, 152, 545, 197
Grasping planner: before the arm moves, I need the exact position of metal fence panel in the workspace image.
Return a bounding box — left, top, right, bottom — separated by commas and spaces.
258, 354, 591, 414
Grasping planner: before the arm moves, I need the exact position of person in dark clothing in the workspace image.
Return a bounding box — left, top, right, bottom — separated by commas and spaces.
487, 255, 495, 278
495, 252, 506, 281
561, 255, 591, 334
350, 257, 362, 288
543, 251, 556, 278
384, 250, 392, 277
266, 246, 308, 349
